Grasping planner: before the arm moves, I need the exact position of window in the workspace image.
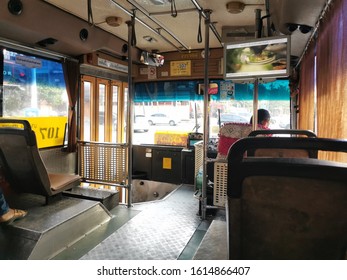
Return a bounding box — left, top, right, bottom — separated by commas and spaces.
133, 79, 290, 145
81, 76, 125, 143
2, 48, 68, 148
3, 49, 67, 117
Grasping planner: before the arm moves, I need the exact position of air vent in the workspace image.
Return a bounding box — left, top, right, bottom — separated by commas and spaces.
36, 38, 58, 47
222, 26, 255, 42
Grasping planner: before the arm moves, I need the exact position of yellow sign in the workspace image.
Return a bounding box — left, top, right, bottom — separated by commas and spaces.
163, 157, 172, 169
170, 60, 191, 76
154, 131, 188, 147
0, 117, 67, 149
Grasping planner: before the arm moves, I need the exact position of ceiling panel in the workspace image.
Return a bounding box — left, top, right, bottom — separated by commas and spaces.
1, 0, 329, 62
44, 0, 267, 53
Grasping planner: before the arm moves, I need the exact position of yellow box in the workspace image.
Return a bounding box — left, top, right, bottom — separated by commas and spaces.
162, 157, 172, 169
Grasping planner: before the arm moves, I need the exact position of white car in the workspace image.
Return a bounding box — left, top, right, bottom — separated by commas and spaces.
270, 116, 290, 129
147, 113, 178, 126
133, 115, 149, 132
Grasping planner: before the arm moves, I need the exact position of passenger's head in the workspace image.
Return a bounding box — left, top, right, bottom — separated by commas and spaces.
250, 109, 271, 128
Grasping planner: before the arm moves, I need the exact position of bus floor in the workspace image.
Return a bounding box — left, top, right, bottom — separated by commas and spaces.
53, 184, 227, 260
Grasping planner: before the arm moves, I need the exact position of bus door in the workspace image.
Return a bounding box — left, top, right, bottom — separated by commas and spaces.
81, 75, 127, 143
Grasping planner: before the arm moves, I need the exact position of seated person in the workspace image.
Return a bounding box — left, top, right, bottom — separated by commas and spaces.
250, 108, 271, 129
0, 188, 27, 225
217, 109, 271, 158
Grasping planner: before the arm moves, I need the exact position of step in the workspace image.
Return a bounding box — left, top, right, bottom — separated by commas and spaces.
193, 219, 228, 260
0, 196, 112, 260
63, 186, 119, 210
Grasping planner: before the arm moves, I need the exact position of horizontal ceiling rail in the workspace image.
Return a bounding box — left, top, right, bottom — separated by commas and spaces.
109, 0, 188, 51
126, 0, 190, 50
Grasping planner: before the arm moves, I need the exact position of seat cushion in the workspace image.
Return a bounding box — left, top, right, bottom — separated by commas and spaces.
49, 173, 81, 192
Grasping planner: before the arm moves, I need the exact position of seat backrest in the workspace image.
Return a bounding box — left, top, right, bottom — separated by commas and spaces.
0, 119, 79, 197
227, 137, 347, 259
248, 129, 317, 138
218, 123, 265, 157
248, 129, 317, 158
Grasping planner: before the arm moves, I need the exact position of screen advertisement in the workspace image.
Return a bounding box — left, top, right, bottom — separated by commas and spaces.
224, 36, 290, 80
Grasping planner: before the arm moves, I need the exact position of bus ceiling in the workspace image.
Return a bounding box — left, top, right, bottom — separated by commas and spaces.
0, 0, 327, 66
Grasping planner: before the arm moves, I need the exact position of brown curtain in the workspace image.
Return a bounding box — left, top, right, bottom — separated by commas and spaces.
316, 0, 347, 161
298, 42, 315, 132
62, 59, 80, 152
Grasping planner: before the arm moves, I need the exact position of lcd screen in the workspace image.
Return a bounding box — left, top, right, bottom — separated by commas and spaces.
224, 36, 290, 80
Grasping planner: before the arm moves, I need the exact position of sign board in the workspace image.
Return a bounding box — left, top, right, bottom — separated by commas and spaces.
197, 83, 219, 95
148, 66, 157, 79
15, 56, 42, 68
170, 60, 191, 76
98, 58, 128, 73
0, 116, 67, 148
220, 80, 235, 99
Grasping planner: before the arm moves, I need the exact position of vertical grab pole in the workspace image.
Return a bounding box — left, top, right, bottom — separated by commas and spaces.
252, 78, 259, 130
126, 19, 134, 208
201, 9, 211, 220
0, 48, 3, 117
253, 9, 262, 130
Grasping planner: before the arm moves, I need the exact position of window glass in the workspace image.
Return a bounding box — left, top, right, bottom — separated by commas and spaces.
83, 81, 91, 141
123, 87, 128, 143
111, 85, 119, 141
2, 49, 68, 148
133, 79, 290, 145
98, 83, 106, 142
3, 49, 68, 117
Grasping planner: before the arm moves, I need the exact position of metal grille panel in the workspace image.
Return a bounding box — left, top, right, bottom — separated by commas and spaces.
78, 141, 128, 186
194, 141, 203, 177
214, 161, 228, 207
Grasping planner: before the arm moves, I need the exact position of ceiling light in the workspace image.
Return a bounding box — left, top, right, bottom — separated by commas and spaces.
106, 16, 122, 27
226, 1, 245, 14
148, 0, 170, 5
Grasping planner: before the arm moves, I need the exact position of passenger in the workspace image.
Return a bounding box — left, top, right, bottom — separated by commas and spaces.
250, 108, 271, 129
0, 188, 27, 225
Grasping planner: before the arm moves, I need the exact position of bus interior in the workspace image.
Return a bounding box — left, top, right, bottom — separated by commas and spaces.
0, 0, 347, 261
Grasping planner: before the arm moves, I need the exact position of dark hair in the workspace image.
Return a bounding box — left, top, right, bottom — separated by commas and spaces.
250, 109, 271, 124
